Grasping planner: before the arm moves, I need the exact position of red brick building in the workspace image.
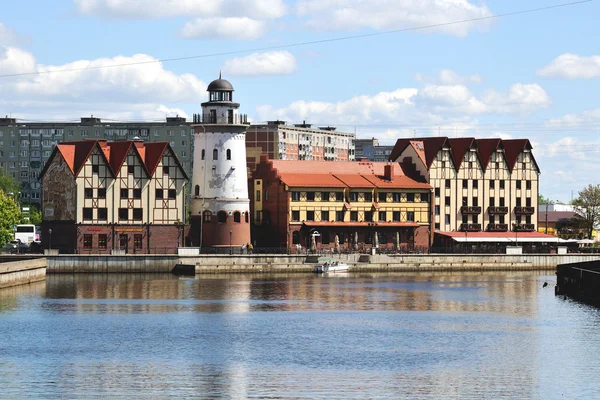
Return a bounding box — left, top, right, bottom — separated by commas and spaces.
250, 155, 433, 252
40, 139, 188, 254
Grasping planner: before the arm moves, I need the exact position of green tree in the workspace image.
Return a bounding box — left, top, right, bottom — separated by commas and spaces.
538, 194, 551, 205
27, 205, 43, 226
0, 168, 20, 197
0, 189, 21, 247
572, 184, 600, 239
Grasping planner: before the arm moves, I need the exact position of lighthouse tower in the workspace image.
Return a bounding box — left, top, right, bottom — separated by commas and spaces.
190, 75, 251, 249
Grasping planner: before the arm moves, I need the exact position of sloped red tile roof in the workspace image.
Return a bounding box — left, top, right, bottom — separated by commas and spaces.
537, 211, 583, 223
448, 137, 474, 169
56, 144, 76, 174
389, 137, 448, 168
476, 138, 502, 170
264, 158, 432, 190
503, 139, 532, 172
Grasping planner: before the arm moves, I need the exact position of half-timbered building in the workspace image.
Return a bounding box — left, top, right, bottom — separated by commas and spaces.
40, 139, 187, 253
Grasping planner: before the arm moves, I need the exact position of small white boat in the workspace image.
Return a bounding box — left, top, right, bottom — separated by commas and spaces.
314, 260, 349, 273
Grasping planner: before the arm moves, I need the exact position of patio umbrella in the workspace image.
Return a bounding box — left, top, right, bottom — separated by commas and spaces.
374, 231, 379, 248
354, 231, 359, 250
311, 235, 317, 252
334, 235, 340, 252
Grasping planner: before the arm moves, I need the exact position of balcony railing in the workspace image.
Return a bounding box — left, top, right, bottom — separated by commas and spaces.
513, 223, 536, 232
514, 206, 535, 215
192, 113, 249, 125
487, 223, 508, 232
487, 206, 508, 215
460, 223, 482, 232
460, 206, 482, 214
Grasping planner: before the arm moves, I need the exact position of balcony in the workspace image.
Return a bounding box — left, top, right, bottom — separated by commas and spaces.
193, 113, 249, 125
513, 223, 536, 232
487, 223, 508, 232
487, 206, 508, 215
514, 206, 535, 215
460, 223, 482, 232
460, 206, 482, 214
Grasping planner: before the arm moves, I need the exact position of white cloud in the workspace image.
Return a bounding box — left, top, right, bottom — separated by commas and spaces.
222, 51, 297, 76
0, 46, 206, 120
179, 17, 265, 40
415, 69, 482, 85
295, 0, 493, 37
481, 83, 551, 114
0, 23, 19, 46
538, 54, 600, 79
74, 0, 286, 19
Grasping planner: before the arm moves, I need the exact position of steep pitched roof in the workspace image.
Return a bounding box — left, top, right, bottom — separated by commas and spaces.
448, 137, 475, 170
475, 138, 502, 170
503, 139, 531, 172
56, 144, 76, 174
389, 137, 448, 169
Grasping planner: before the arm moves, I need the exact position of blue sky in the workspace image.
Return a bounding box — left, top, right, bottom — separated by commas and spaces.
0, 0, 599, 202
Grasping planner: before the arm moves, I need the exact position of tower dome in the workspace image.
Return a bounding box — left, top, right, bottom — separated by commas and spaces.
207, 77, 234, 92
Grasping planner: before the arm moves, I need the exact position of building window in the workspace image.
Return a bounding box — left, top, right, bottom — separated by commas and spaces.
364, 192, 373, 202
463, 180, 468, 189
120, 188, 128, 199
291, 192, 300, 201
195, 185, 200, 197
435, 205, 440, 215
119, 208, 129, 221
516, 180, 521, 190
306, 192, 315, 201
321, 211, 330, 221
155, 189, 163, 199
98, 234, 107, 250
473, 180, 478, 189
336, 210, 344, 221
133, 208, 143, 221
97, 188, 106, 198
336, 192, 344, 201
306, 211, 315, 221
526, 197, 532, 207
462, 196, 468, 206
500, 180, 505, 190
445, 214, 451, 224
292, 231, 300, 245
133, 188, 141, 199
393, 193, 401, 202
201, 149, 205, 160
83, 208, 93, 220
407, 212, 415, 222
226, 149, 231, 160
97, 208, 107, 221
217, 211, 227, 223
292, 210, 300, 221
168, 189, 176, 200
489, 197, 495, 207
83, 234, 92, 249
128, 165, 134, 174
490, 180, 495, 189
163, 166, 170, 175
407, 193, 415, 202
84, 188, 93, 198
245, 212, 249, 223
500, 197, 505, 207
445, 179, 451, 189
203, 211, 212, 222
256, 190, 261, 202
233, 211, 241, 223
350, 211, 358, 221
134, 234, 143, 250
377, 211, 385, 221
364, 211, 373, 222
526, 180, 531, 190
213, 149, 218, 160
435, 223, 440, 230
92, 165, 99, 174
322, 192, 330, 202
378, 192, 387, 202
350, 192, 358, 202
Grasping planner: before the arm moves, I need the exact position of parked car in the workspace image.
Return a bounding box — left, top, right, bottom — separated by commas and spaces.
3, 239, 30, 254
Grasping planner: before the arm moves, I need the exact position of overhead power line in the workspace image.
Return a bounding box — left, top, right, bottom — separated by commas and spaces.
0, 0, 591, 79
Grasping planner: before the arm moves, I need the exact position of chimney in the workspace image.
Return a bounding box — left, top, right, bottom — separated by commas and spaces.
384, 164, 394, 181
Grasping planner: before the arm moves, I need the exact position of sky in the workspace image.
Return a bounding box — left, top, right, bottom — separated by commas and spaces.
0, 0, 599, 203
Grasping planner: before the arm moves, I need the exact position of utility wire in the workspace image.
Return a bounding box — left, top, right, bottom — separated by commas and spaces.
0, 0, 591, 79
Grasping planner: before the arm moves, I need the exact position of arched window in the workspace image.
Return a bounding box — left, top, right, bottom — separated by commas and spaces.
201, 149, 205, 160
203, 210, 212, 223
233, 211, 241, 223
217, 211, 227, 223
213, 149, 218, 160
195, 185, 200, 196
226, 149, 231, 160
245, 212, 249, 223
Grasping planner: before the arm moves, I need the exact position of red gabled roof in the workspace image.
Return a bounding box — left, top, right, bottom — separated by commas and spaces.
448, 137, 475, 170
475, 138, 502, 170
503, 139, 531, 172
56, 144, 76, 174
389, 137, 449, 169
280, 173, 347, 188
143, 142, 169, 176
73, 140, 101, 176
105, 141, 132, 175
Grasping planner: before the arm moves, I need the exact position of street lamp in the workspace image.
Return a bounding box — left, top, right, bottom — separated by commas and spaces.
229, 229, 233, 255
48, 228, 52, 250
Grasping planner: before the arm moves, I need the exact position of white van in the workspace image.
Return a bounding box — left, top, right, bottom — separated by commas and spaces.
14, 224, 37, 244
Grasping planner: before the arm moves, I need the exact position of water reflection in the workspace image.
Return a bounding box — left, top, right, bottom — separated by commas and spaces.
1, 272, 598, 399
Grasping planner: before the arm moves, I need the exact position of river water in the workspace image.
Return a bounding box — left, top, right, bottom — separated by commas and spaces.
0, 272, 598, 399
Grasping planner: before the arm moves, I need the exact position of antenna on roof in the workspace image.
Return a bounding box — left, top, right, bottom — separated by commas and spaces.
219, 70, 222, 79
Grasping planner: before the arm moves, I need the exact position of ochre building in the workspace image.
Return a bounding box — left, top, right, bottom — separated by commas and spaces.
389, 137, 539, 234
250, 155, 433, 252
40, 139, 187, 254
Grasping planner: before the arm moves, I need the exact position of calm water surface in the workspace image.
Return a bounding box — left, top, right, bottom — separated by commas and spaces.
0, 271, 599, 399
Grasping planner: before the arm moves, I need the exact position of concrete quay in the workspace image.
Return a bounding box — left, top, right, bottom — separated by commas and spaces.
42, 253, 600, 274
0, 256, 47, 289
